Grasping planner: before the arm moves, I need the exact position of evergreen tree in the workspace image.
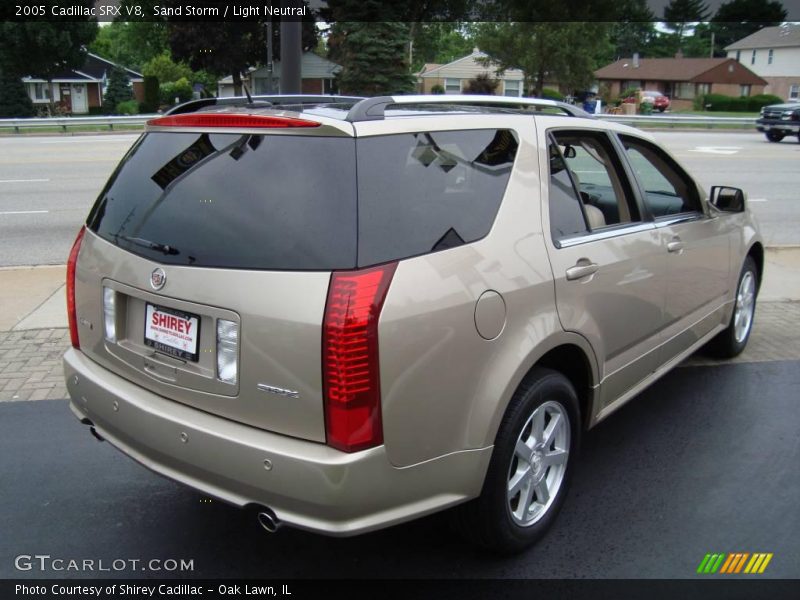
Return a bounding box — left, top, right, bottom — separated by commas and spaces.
663, 0, 711, 53
330, 22, 415, 96
0, 69, 34, 118
103, 66, 133, 114
710, 0, 787, 57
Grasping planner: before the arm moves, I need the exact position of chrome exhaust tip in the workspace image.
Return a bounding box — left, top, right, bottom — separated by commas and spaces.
257, 508, 281, 533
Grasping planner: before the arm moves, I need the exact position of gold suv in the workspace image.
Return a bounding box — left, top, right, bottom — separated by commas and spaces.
64, 95, 762, 553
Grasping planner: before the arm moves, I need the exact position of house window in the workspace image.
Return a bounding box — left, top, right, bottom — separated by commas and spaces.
444, 78, 461, 93
736, 50, 741, 62
740, 84, 751, 97
788, 84, 799, 100
768, 49, 773, 65
697, 83, 711, 96
32, 83, 50, 101
751, 50, 756, 65
676, 83, 695, 99
503, 79, 521, 97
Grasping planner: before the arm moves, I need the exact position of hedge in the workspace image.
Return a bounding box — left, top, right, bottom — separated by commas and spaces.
698, 93, 784, 112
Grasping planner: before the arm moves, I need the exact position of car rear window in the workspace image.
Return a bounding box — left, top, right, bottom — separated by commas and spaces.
88, 128, 517, 271
88, 132, 358, 270
356, 129, 518, 267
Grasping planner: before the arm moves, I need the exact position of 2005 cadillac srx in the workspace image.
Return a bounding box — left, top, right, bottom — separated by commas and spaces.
64, 95, 762, 552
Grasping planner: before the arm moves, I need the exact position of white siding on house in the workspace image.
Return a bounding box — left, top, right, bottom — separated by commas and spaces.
419, 50, 524, 92
727, 46, 800, 78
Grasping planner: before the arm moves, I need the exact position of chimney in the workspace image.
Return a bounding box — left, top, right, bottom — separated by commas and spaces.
633, 53, 640, 68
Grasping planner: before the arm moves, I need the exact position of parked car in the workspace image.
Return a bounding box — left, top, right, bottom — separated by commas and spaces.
64, 94, 763, 553
640, 91, 671, 112
756, 102, 800, 142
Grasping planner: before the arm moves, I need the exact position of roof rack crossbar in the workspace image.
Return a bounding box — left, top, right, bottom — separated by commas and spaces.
345, 95, 594, 122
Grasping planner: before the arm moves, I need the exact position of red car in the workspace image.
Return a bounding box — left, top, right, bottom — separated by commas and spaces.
641, 91, 671, 112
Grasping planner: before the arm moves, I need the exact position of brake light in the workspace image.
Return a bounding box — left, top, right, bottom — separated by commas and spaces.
147, 114, 321, 128
67, 226, 86, 349
322, 263, 397, 453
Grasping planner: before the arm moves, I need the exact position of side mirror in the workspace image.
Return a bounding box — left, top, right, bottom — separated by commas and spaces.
709, 186, 745, 213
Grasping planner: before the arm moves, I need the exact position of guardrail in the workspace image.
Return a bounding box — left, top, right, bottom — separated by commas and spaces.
0, 113, 758, 133
0, 115, 155, 133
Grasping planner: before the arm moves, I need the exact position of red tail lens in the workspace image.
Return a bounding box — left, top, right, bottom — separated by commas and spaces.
322, 263, 398, 453
67, 226, 86, 349
147, 114, 321, 128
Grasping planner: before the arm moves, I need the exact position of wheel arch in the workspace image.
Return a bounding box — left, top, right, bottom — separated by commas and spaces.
747, 241, 764, 293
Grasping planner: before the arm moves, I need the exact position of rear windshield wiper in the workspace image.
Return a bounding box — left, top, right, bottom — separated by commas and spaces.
117, 235, 179, 255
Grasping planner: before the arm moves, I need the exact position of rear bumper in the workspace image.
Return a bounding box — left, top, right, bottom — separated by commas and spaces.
64, 348, 491, 536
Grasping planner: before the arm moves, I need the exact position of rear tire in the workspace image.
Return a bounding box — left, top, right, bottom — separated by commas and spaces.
707, 256, 758, 358
765, 131, 784, 142
451, 368, 580, 553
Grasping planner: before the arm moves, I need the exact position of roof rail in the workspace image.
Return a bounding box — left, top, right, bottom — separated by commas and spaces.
165, 95, 365, 116
345, 95, 594, 122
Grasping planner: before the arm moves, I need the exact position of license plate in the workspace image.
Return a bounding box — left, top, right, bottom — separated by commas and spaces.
144, 304, 201, 362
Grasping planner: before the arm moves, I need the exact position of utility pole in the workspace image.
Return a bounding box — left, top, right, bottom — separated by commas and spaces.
279, 0, 302, 94
266, 20, 274, 93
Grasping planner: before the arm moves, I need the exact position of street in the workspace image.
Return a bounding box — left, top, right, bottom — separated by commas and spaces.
0, 129, 798, 267
1, 360, 798, 579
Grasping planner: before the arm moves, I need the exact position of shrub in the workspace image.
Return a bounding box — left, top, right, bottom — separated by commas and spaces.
463, 73, 499, 95
540, 87, 564, 101
430, 84, 445, 94
115, 100, 139, 115
701, 93, 783, 112
746, 94, 783, 111
159, 77, 193, 105
0, 70, 34, 117
103, 66, 133, 114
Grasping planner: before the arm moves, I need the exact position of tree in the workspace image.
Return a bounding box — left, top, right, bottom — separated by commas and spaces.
409, 22, 476, 73
89, 20, 169, 71
103, 66, 133, 114
463, 73, 500, 94
0, 69, 34, 118
0, 20, 98, 115
141, 52, 193, 84
710, 0, 787, 56
330, 21, 415, 95
609, 0, 659, 58
662, 0, 711, 53
476, 22, 612, 97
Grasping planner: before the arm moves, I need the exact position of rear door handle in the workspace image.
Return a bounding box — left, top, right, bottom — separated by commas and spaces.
566, 261, 599, 281
667, 238, 684, 253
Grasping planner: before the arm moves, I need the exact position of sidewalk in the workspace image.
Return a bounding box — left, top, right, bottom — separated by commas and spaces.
2, 248, 800, 401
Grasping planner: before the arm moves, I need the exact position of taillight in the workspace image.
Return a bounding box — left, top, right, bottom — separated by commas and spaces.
67, 226, 86, 349
322, 263, 397, 453
147, 114, 321, 128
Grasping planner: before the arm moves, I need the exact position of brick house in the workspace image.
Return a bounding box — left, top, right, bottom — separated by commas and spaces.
22, 53, 143, 115
416, 49, 525, 97
594, 56, 767, 110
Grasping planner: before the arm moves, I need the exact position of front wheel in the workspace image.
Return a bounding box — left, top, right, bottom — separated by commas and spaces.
765, 131, 784, 142
451, 368, 580, 553
707, 256, 758, 358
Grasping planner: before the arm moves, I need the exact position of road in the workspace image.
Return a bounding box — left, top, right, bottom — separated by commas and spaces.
1, 360, 797, 579
0, 129, 798, 267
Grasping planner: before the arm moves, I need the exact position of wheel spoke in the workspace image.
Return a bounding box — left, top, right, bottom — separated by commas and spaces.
543, 412, 562, 447
531, 406, 545, 445
518, 476, 535, 514
534, 479, 550, 504
508, 466, 532, 500
515, 440, 532, 461
541, 448, 568, 468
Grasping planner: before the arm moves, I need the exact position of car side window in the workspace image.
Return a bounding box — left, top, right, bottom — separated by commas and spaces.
547, 135, 588, 240
550, 130, 640, 232
619, 135, 701, 218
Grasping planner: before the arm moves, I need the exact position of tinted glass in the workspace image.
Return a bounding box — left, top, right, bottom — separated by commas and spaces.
548, 138, 587, 239
356, 129, 518, 267
620, 135, 700, 218
88, 133, 357, 270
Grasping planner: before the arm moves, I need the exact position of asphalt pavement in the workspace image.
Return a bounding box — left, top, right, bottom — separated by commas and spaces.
0, 129, 799, 267
1, 360, 798, 579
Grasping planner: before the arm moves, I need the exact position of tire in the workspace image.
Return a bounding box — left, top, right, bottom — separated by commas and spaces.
451, 367, 580, 553
765, 131, 784, 142
707, 256, 758, 358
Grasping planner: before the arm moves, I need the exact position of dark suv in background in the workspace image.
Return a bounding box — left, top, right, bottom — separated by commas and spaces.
756, 101, 800, 142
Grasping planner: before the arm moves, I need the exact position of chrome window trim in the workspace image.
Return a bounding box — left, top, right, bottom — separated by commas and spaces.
653, 213, 705, 228
556, 222, 656, 248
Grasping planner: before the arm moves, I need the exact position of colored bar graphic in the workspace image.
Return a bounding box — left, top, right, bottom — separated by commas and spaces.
698, 552, 772, 575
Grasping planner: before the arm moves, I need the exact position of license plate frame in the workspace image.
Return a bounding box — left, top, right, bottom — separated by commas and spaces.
144, 303, 201, 362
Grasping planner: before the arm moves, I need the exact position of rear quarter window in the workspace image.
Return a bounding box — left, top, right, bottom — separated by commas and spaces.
356, 129, 518, 267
